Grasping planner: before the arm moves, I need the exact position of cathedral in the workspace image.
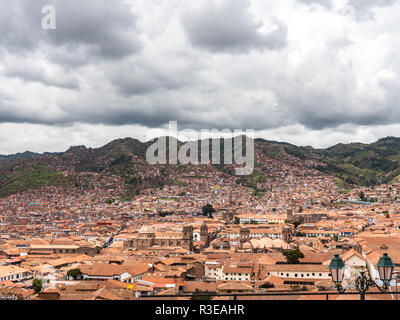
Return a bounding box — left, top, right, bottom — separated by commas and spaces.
123, 225, 193, 251
236, 226, 253, 253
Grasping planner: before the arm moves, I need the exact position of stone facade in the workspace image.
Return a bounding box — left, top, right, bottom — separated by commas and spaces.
287, 209, 328, 224
123, 225, 193, 251
282, 225, 294, 243
200, 222, 209, 246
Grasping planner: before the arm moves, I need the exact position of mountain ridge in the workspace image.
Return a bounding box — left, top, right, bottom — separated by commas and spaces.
3, 135, 398, 159
1, 136, 400, 197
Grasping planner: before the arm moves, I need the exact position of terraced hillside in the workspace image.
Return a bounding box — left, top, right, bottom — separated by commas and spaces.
1, 136, 400, 197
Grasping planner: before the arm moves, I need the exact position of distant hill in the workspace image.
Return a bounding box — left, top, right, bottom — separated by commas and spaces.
0, 151, 39, 162
311, 137, 400, 186
0, 151, 62, 163
1, 136, 400, 197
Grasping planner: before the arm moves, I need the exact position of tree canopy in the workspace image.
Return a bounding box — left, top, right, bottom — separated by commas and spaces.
282, 249, 305, 264
201, 204, 215, 217
67, 268, 82, 280
32, 278, 42, 294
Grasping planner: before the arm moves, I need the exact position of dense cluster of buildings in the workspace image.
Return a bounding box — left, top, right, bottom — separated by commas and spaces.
1, 151, 400, 300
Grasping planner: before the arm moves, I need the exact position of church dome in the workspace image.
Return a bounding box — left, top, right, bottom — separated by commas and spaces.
242, 242, 252, 249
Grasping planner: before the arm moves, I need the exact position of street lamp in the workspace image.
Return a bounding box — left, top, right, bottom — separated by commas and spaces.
329, 254, 345, 285
328, 253, 395, 300
377, 253, 395, 287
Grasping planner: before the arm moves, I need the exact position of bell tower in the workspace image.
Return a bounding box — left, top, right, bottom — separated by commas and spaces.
282, 226, 294, 243
240, 226, 250, 244
182, 225, 193, 251
287, 209, 294, 223
200, 222, 209, 246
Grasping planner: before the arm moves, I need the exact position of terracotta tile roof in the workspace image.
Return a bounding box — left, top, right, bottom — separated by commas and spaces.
94, 287, 121, 300
217, 282, 254, 291
183, 281, 217, 293
106, 279, 129, 289
342, 249, 366, 262
265, 275, 285, 285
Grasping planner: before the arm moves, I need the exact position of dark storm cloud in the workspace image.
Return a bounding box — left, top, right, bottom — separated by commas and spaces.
108, 62, 189, 96
0, 2, 38, 53
78, 108, 180, 128
0, 100, 58, 125
0, 0, 141, 65
3, 64, 79, 90
182, 0, 288, 53
43, 0, 141, 61
289, 100, 395, 130
1, 0, 400, 142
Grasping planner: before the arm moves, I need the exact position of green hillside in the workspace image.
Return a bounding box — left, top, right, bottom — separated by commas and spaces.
1, 136, 400, 197
0, 164, 70, 197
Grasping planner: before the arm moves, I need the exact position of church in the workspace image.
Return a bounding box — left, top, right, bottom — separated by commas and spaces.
123, 225, 193, 251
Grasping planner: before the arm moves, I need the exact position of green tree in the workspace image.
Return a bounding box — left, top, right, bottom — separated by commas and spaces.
202, 204, 215, 218
233, 217, 240, 224
67, 268, 82, 280
282, 249, 305, 264
293, 221, 301, 229
32, 278, 42, 294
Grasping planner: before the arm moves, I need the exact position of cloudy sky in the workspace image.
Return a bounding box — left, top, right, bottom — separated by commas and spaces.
1, 0, 400, 154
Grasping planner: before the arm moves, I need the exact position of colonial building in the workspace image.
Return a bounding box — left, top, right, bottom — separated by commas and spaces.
287, 209, 328, 224
262, 264, 332, 285
235, 226, 253, 253
0, 266, 33, 283
200, 222, 209, 247
123, 225, 193, 251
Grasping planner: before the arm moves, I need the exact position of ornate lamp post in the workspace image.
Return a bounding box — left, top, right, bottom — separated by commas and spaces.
329, 253, 395, 300
377, 253, 395, 287
329, 254, 345, 285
